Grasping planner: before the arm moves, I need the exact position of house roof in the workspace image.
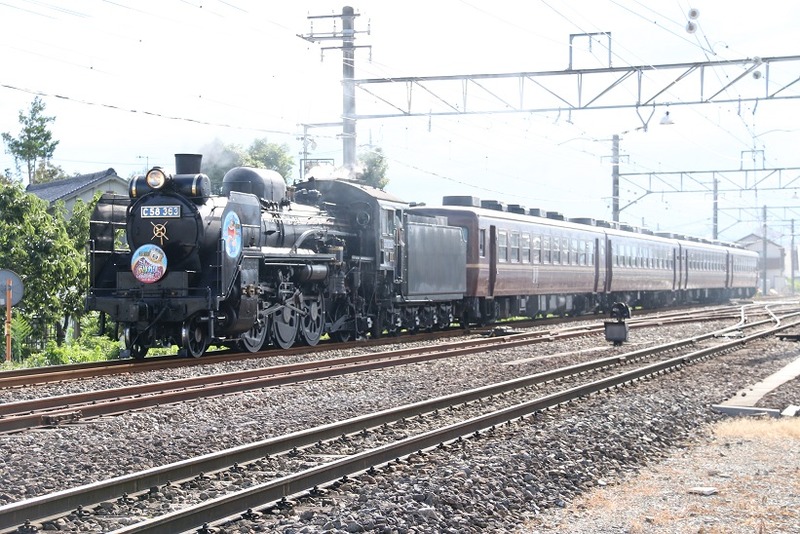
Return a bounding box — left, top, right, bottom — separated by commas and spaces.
26, 168, 126, 204
736, 233, 783, 250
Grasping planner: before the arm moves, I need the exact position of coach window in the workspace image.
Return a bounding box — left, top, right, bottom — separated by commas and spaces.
570, 238, 578, 265
578, 239, 586, 265
532, 235, 541, 264
498, 230, 508, 262
382, 209, 393, 234
552, 236, 561, 264
521, 233, 531, 263
542, 235, 551, 263
510, 232, 520, 262
479, 229, 486, 257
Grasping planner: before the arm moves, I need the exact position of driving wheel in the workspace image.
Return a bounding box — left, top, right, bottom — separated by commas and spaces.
238, 313, 269, 352
330, 299, 353, 342
299, 293, 325, 346
272, 306, 298, 349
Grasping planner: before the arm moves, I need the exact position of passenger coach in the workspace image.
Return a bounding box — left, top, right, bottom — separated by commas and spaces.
410, 196, 758, 324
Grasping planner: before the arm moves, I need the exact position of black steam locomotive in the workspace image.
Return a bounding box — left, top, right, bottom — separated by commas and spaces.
86, 154, 758, 359
87, 154, 465, 358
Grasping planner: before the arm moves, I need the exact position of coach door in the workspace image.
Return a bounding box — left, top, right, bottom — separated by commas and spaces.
678, 246, 689, 290
489, 225, 497, 296
725, 251, 733, 288
604, 237, 613, 292
593, 237, 603, 293
670, 247, 678, 291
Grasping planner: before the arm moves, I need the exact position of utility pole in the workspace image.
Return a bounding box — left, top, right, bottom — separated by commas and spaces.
712, 177, 718, 240
612, 134, 620, 223
299, 6, 370, 172
762, 205, 768, 296
789, 219, 797, 295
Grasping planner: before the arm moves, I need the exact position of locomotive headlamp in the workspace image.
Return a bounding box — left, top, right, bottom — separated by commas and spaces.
145, 168, 168, 189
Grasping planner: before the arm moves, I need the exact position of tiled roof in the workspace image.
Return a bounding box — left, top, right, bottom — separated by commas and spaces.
26, 168, 125, 203
737, 233, 782, 249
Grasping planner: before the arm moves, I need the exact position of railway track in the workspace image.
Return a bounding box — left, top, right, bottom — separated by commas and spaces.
0, 306, 758, 434
1, 306, 796, 533
0, 302, 762, 390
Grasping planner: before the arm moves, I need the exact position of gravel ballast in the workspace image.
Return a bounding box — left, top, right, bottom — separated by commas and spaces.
0, 319, 798, 533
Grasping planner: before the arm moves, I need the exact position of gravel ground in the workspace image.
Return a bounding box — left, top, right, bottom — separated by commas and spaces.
517, 417, 800, 533
0, 319, 798, 533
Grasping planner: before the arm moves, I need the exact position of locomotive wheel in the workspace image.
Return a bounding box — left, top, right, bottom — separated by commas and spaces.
436, 307, 454, 330
389, 312, 402, 336
238, 314, 269, 353
181, 316, 209, 358
299, 293, 325, 346
123, 328, 148, 360
272, 306, 298, 350
379, 310, 401, 337
330, 300, 354, 342
130, 344, 148, 360
403, 308, 420, 334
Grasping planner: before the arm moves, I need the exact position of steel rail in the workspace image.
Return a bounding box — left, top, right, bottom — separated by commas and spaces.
111, 317, 800, 534
0, 304, 756, 388
0, 327, 589, 433
1, 313, 794, 533
0, 308, 766, 433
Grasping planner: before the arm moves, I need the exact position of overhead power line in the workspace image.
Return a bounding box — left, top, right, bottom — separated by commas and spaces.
0, 82, 296, 137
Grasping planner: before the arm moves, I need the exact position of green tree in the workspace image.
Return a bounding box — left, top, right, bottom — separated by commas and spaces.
33, 161, 69, 184
243, 138, 294, 182
2, 97, 59, 185
199, 138, 295, 191
0, 168, 13, 186
357, 147, 389, 189
57, 196, 94, 339
0, 182, 83, 344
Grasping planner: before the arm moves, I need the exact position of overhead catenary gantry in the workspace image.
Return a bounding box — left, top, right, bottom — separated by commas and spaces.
351, 53, 800, 241
351, 55, 800, 121
298, 9, 800, 242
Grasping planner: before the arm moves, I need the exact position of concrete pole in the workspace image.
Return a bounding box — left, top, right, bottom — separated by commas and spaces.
342, 6, 356, 171
762, 205, 768, 296
612, 134, 620, 223
789, 219, 797, 295
712, 176, 718, 240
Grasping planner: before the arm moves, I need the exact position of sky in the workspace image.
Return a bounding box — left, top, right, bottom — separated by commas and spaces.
1, 0, 799, 247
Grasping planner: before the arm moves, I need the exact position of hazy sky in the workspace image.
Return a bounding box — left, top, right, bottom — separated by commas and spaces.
1, 0, 799, 244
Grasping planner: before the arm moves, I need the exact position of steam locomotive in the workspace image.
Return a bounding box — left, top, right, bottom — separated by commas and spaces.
86, 154, 758, 359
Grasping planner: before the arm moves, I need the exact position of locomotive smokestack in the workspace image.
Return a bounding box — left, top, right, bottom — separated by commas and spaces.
175, 154, 202, 175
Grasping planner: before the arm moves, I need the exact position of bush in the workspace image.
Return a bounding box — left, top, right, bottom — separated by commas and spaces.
18, 313, 120, 367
